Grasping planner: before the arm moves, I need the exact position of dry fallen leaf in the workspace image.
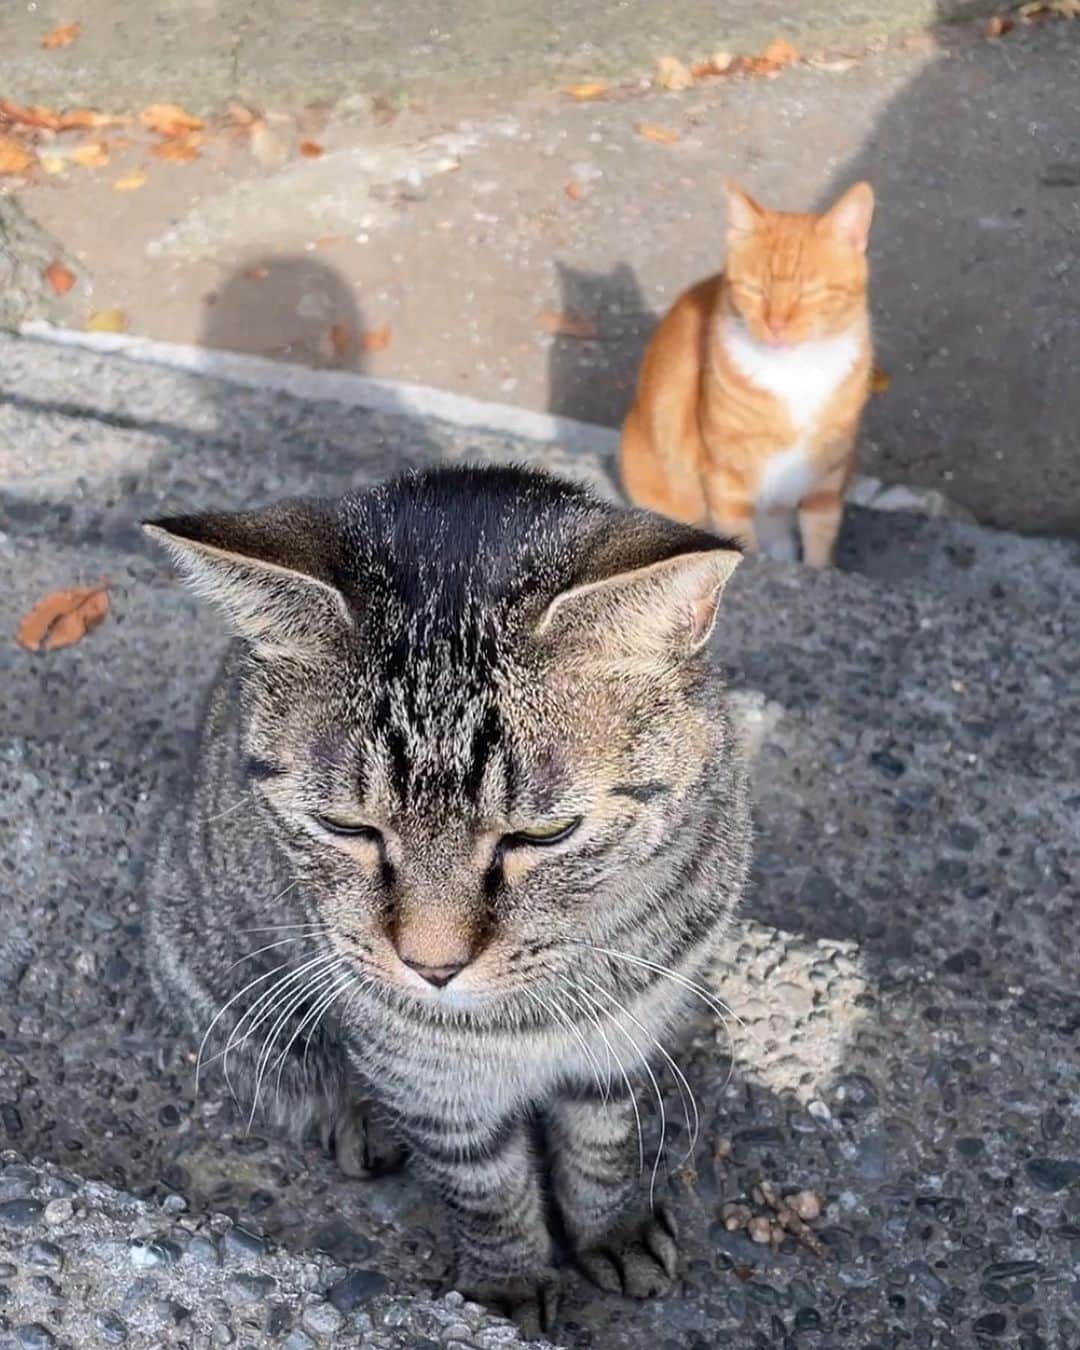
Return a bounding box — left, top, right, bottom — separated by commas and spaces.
299, 140, 325, 158
70, 141, 110, 168
244, 265, 270, 281
41, 20, 80, 49
655, 55, 694, 91
762, 37, 801, 66
806, 54, 858, 72
314, 234, 344, 249
329, 324, 353, 358
636, 122, 680, 145
16, 583, 109, 652
562, 81, 609, 101
224, 102, 258, 127
0, 101, 127, 131
1019, 0, 1080, 16
139, 102, 204, 137
360, 324, 392, 353
0, 136, 35, 175
44, 261, 76, 295
537, 309, 598, 339
86, 308, 127, 333
151, 138, 199, 162
564, 180, 583, 201
984, 14, 1015, 35
40, 156, 67, 176
113, 170, 147, 191
871, 365, 891, 394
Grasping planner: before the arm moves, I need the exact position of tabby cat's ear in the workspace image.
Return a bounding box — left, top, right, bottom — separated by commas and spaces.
817, 181, 875, 253
143, 501, 352, 656
536, 525, 741, 667
724, 180, 766, 242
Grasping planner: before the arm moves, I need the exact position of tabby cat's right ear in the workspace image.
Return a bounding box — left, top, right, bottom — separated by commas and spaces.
143, 500, 352, 658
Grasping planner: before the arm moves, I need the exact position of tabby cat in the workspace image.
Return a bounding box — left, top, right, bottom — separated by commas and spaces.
145, 465, 751, 1333
621, 181, 875, 567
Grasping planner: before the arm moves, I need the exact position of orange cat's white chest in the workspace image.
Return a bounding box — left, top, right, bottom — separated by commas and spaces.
720, 318, 862, 506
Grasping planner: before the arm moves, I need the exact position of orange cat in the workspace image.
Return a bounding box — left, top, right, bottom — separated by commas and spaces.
620, 181, 875, 567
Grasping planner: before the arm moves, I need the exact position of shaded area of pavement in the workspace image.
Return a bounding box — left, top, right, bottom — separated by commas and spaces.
5, 0, 1000, 111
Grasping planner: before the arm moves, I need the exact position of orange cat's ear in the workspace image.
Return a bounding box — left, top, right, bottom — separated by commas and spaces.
724, 180, 765, 241
818, 182, 875, 253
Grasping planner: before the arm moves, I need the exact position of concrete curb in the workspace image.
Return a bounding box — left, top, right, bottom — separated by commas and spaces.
19, 321, 959, 521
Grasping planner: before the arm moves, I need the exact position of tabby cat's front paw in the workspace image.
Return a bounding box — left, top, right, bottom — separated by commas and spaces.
326, 1104, 407, 1180
576, 1207, 679, 1299
456, 1271, 561, 1339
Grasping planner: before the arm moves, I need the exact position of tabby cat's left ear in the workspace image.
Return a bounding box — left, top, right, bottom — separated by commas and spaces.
818, 181, 875, 253
143, 500, 353, 658
536, 522, 741, 667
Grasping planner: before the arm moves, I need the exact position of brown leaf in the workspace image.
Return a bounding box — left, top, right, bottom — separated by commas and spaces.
655, 55, 694, 91
224, 102, 258, 127
562, 81, 609, 101
636, 122, 680, 145
0, 100, 61, 129
113, 170, 147, 191
44, 260, 76, 295
41, 20, 81, 49
360, 324, 392, 353
762, 37, 801, 66
139, 102, 204, 137
59, 107, 129, 129
244, 265, 270, 281
984, 14, 1015, 34
329, 324, 353, 358
151, 137, 200, 163
870, 365, 891, 394
537, 309, 598, 339
86, 308, 127, 333
564, 180, 583, 201
70, 141, 110, 168
0, 136, 35, 175
16, 583, 109, 652
299, 140, 325, 158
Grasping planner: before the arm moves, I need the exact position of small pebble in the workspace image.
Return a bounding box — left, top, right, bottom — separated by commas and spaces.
184, 1235, 220, 1266
0, 1200, 42, 1229
283, 1334, 316, 1350
95, 1312, 128, 1345
328, 1268, 387, 1311
225, 1273, 277, 1305
25, 1242, 63, 1272
1025, 1158, 1080, 1193
747, 1216, 773, 1244
301, 1299, 345, 1339
223, 1225, 268, 1260
790, 1190, 823, 1221
16, 1326, 55, 1350
42, 1199, 73, 1227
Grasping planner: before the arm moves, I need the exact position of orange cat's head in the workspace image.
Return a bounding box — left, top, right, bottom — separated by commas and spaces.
723, 181, 874, 347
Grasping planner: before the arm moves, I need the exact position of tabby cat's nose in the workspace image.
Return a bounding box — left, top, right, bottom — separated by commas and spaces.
401, 956, 468, 988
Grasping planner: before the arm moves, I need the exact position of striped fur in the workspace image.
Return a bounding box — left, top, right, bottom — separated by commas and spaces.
145, 465, 751, 1333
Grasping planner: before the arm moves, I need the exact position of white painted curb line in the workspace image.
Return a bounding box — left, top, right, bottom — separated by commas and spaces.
19, 321, 957, 520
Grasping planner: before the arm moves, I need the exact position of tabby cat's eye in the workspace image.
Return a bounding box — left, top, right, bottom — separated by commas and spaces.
314, 814, 382, 842
502, 816, 582, 848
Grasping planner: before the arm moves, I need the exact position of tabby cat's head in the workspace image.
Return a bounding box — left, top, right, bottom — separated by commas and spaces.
723, 180, 874, 347
147, 467, 741, 1012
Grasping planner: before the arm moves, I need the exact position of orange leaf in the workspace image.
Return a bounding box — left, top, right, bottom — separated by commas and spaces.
0, 99, 62, 129
41, 20, 80, 49
870, 365, 891, 395
86, 308, 127, 333
636, 122, 680, 145
329, 324, 353, 358
44, 261, 76, 295
16, 583, 109, 652
70, 141, 110, 168
564, 180, 583, 201
299, 140, 325, 158
562, 81, 609, 101
139, 102, 204, 137
762, 37, 800, 66
360, 324, 392, 353
0, 136, 35, 175
59, 107, 129, 129
113, 171, 147, 191
151, 138, 199, 163
537, 309, 598, 339
244, 265, 270, 281
984, 14, 1015, 35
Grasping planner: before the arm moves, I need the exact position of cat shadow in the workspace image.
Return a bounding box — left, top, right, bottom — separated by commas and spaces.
545, 259, 654, 427
821, 5, 1080, 542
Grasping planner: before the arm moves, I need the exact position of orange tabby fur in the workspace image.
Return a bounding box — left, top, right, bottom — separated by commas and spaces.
620, 181, 875, 567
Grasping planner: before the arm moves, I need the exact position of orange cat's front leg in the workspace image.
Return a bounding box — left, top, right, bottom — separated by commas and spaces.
703, 468, 756, 551
798, 491, 844, 569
